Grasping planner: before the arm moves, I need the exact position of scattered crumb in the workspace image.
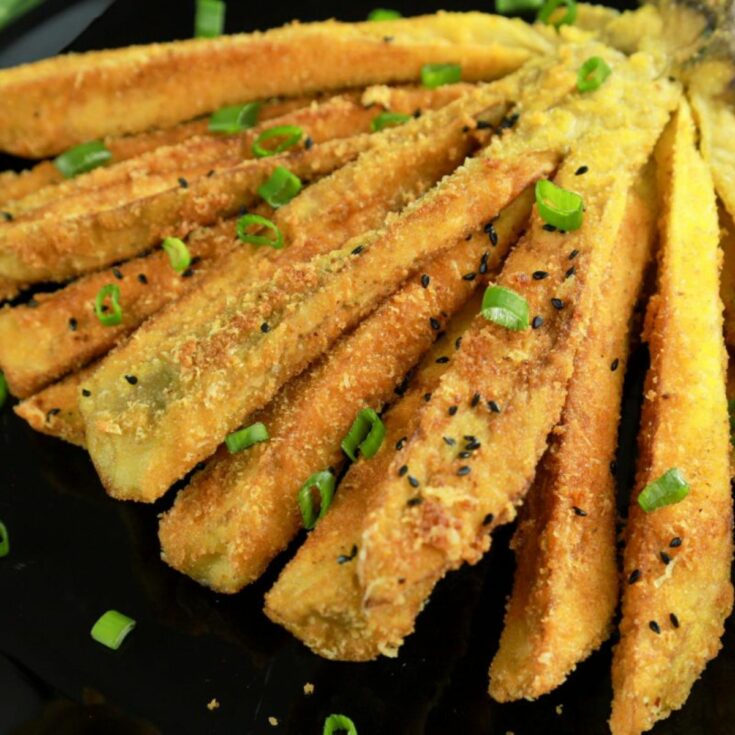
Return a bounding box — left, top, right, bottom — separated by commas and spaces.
303, 682, 315, 695
206, 698, 220, 711
268, 716, 279, 727
556, 704, 564, 715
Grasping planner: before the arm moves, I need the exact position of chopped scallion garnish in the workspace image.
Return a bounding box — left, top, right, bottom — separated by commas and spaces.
638, 468, 690, 512
54, 141, 112, 179
367, 8, 402, 20
0, 371, 6, 409
94, 284, 123, 327
323, 714, 358, 735
236, 213, 284, 248
298, 470, 336, 530
371, 111, 411, 132
481, 285, 529, 331
258, 166, 302, 208
208, 102, 262, 134
90, 610, 136, 650
577, 56, 612, 93
341, 408, 386, 461
194, 0, 225, 38
535, 179, 584, 231
421, 63, 462, 89
252, 124, 303, 158
162, 237, 192, 274
537, 0, 577, 27
496, 0, 544, 14
0, 520, 9, 558
225, 422, 269, 453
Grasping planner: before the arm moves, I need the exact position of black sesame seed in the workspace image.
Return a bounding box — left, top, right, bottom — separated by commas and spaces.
351, 245, 364, 255
304, 136, 314, 150
207, 170, 216, 178
395, 436, 407, 451
466, 439, 481, 451
81, 388, 91, 397
124, 375, 138, 385
476, 120, 493, 130
260, 322, 270, 333
533, 270, 549, 280
488, 400, 501, 413
462, 272, 477, 281
459, 451, 472, 459
569, 249, 579, 260
430, 317, 441, 331
628, 569, 642, 584
423, 392, 432, 402
498, 112, 519, 130
551, 298, 564, 310
407, 475, 420, 488
182, 268, 194, 278
455, 337, 463, 350
479, 252, 490, 274
137, 273, 148, 284
575, 165, 589, 176
398, 465, 408, 477
462, 125, 470, 133
436, 356, 449, 364
482, 513, 495, 525
1, 211, 13, 222
649, 620, 661, 634
484, 222, 498, 246
68, 317, 78, 331
178, 177, 189, 189
465, 233, 473, 241
407, 495, 423, 506
457, 466, 471, 476
542, 223, 557, 232
46, 408, 61, 419
448, 405, 458, 416
532, 315, 544, 329
443, 436, 456, 446
421, 274, 430, 288
610, 358, 620, 371
565, 266, 576, 279
471, 393, 481, 407
337, 544, 358, 564
660, 551, 671, 565
669, 612, 680, 628
669, 536, 682, 548
412, 109, 422, 119
112, 267, 124, 280
573, 506, 587, 516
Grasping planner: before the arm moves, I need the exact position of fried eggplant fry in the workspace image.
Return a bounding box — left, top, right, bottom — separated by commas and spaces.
609, 102, 733, 735
158, 189, 533, 593
264, 292, 484, 660
346, 58, 678, 659
0, 13, 551, 157
488, 170, 656, 701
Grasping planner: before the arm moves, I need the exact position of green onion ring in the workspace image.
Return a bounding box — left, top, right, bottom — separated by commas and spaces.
298, 470, 336, 529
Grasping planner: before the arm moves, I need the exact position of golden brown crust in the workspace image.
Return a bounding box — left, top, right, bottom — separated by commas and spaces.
610, 101, 734, 735
0, 13, 551, 157
488, 171, 656, 701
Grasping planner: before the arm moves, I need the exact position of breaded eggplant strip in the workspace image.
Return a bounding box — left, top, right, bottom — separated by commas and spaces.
488, 171, 656, 701
0, 95, 314, 207
718, 205, 735, 349
0, 12, 551, 157
0, 134, 372, 300
80, 148, 556, 503
609, 102, 733, 735
264, 292, 484, 660
349, 59, 679, 658
158, 190, 532, 593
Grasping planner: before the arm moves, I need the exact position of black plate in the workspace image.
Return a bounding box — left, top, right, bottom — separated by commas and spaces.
1, 2, 734, 734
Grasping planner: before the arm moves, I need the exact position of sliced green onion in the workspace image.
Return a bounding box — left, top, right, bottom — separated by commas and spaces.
162, 237, 191, 274
577, 56, 612, 93
481, 285, 529, 331
90, 610, 136, 650
537, 0, 577, 27
225, 421, 269, 453
371, 111, 411, 132
252, 125, 303, 158
367, 8, 401, 20
638, 468, 690, 512
258, 166, 302, 208
236, 214, 284, 248
323, 714, 358, 735
341, 408, 386, 461
0, 521, 9, 558
535, 179, 584, 231
54, 141, 112, 179
94, 284, 123, 327
208, 102, 262, 134
496, 0, 544, 13
194, 0, 225, 38
0, 371, 6, 409
298, 470, 336, 530
421, 63, 462, 89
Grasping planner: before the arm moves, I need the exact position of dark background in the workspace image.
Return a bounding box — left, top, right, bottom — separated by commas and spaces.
0, 2, 733, 734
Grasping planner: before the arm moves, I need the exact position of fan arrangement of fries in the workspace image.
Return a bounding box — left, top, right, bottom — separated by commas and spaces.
1, 1, 735, 733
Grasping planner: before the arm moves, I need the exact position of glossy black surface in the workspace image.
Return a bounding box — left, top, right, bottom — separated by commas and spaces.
1, 2, 733, 734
